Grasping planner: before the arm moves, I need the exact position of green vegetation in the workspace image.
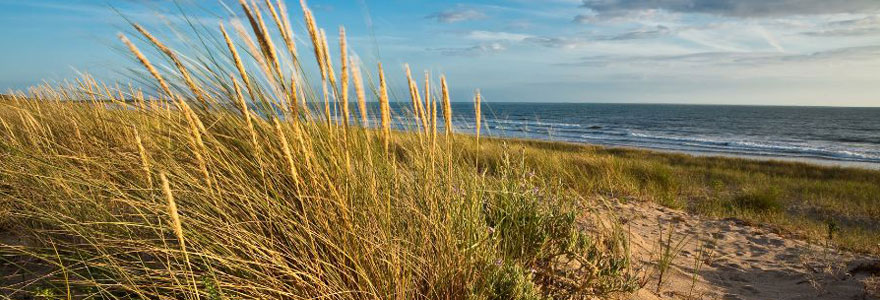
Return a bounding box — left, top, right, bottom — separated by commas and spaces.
731, 186, 783, 213
475, 138, 880, 255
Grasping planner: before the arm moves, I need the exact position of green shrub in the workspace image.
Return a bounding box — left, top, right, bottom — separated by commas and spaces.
731, 187, 783, 213
479, 152, 638, 298
473, 263, 542, 300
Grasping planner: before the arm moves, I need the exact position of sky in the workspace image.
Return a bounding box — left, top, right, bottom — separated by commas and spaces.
1, 0, 879, 106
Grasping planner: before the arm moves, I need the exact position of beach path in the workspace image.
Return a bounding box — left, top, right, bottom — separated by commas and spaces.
608, 200, 879, 300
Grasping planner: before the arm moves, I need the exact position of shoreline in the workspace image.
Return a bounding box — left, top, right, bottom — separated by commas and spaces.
637, 146, 880, 170
497, 134, 880, 171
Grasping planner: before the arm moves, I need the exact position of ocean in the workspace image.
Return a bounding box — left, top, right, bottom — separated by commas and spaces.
383, 102, 880, 168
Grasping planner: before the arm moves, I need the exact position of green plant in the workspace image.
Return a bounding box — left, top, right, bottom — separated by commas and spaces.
33, 287, 58, 300
654, 222, 689, 294
473, 262, 543, 300
731, 186, 783, 213
687, 239, 711, 299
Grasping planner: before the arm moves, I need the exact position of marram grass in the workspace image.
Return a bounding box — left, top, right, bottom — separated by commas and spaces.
0, 1, 636, 299
0, 98, 638, 299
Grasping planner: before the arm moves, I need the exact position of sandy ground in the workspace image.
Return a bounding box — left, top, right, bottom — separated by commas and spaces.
604, 200, 880, 300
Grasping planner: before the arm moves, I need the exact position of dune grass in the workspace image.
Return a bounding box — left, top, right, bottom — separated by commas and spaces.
0, 98, 641, 299
470, 138, 880, 255
0, 1, 638, 299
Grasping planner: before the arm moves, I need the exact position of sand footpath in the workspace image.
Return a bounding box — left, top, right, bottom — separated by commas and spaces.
604, 200, 880, 300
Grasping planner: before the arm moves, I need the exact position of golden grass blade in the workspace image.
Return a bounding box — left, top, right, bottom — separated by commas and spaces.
239, 0, 281, 77
351, 61, 369, 128
474, 89, 481, 142
378, 62, 391, 152
425, 71, 435, 140
339, 27, 350, 130
232, 74, 266, 182
404, 64, 428, 135
322, 79, 332, 127
178, 99, 212, 191
289, 76, 300, 118
231, 20, 279, 94
132, 24, 208, 107
118, 34, 174, 99
134, 128, 152, 187
274, 0, 299, 64
220, 24, 257, 104
160, 172, 182, 249
441, 76, 452, 140
301, 2, 326, 79
159, 173, 200, 299
311, 28, 340, 125
273, 118, 301, 188
320, 29, 339, 96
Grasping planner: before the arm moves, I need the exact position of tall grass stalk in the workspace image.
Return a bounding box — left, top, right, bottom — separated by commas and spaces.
474, 89, 482, 143
134, 127, 152, 187
352, 62, 369, 128
118, 34, 173, 98
160, 172, 199, 298
378, 62, 391, 152
441, 76, 452, 140
0, 2, 639, 299
132, 24, 208, 107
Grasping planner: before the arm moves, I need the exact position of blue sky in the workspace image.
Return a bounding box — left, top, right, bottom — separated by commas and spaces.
1, 0, 880, 106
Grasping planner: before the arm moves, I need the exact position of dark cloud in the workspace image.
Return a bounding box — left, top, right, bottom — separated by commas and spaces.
426, 9, 486, 23
579, 0, 880, 17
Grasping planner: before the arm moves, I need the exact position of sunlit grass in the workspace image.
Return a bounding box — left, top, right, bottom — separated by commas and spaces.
0, 1, 637, 299
483, 138, 880, 255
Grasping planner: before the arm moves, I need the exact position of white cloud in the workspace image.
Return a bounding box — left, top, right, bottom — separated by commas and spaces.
568, 45, 880, 67
755, 26, 786, 52
465, 30, 532, 41
578, 0, 880, 18
573, 8, 673, 24
800, 15, 880, 37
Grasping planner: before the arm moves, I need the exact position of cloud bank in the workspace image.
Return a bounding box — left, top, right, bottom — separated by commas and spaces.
579, 0, 880, 17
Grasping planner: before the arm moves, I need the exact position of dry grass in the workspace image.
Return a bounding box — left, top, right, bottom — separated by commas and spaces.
867, 276, 880, 298
0, 2, 637, 299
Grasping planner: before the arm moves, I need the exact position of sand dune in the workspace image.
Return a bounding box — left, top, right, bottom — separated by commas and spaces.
609, 201, 879, 300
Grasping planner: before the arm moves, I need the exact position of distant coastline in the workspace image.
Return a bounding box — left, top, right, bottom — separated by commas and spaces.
606, 143, 880, 170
